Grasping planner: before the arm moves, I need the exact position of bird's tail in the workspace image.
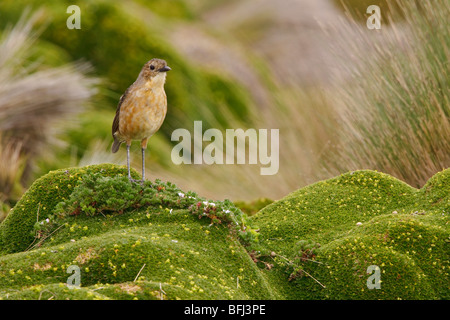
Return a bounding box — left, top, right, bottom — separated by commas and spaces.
111, 138, 122, 153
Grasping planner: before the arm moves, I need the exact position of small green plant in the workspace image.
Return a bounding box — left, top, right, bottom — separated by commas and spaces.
250, 240, 325, 287
51, 173, 258, 245
29, 215, 60, 251
295, 240, 321, 262
286, 240, 322, 282
54, 174, 157, 217
189, 198, 259, 244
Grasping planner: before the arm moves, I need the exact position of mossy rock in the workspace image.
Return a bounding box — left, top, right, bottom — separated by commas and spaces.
0, 166, 448, 299
252, 169, 449, 299
0, 164, 140, 254
0, 164, 275, 300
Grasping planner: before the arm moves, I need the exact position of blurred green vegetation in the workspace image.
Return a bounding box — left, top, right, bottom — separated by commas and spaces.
36, 1, 248, 124
331, 0, 408, 23
0, 0, 254, 176
234, 198, 273, 216
134, 0, 195, 20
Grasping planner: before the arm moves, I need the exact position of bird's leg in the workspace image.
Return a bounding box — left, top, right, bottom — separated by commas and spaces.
127, 143, 133, 182
126, 143, 141, 184
141, 138, 148, 185
141, 147, 146, 183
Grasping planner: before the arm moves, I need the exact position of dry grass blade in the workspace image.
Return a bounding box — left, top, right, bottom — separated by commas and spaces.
0, 134, 25, 202
0, 11, 98, 188
134, 263, 146, 282
323, 0, 450, 188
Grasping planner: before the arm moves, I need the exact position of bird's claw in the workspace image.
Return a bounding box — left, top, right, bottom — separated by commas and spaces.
128, 177, 152, 187
128, 177, 143, 184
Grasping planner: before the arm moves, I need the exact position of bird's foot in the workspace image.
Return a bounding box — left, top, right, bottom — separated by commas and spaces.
128, 177, 149, 186
128, 177, 142, 184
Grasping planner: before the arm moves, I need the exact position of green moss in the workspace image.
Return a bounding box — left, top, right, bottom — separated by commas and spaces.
0, 164, 273, 300
133, 0, 195, 21
0, 164, 140, 254
1, 167, 448, 299
420, 168, 450, 213
0, 221, 272, 299
252, 169, 449, 299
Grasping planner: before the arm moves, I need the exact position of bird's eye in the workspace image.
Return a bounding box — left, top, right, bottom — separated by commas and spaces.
150, 65, 155, 70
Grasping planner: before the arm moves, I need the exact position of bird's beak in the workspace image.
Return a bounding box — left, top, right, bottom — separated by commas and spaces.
159, 66, 171, 72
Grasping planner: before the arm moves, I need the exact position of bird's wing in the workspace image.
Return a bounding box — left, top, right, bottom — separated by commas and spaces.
112, 87, 131, 138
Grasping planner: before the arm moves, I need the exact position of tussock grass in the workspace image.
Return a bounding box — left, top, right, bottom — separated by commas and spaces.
0, 11, 98, 204
325, 0, 449, 188
0, 135, 24, 204
151, 0, 449, 199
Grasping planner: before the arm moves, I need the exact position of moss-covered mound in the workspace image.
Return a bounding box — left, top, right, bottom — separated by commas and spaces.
0, 165, 448, 299
252, 169, 449, 300
0, 164, 271, 300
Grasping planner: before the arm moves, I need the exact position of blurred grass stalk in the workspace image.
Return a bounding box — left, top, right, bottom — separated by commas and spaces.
0, 10, 97, 218
161, 0, 449, 198
0, 135, 24, 221
325, 0, 449, 188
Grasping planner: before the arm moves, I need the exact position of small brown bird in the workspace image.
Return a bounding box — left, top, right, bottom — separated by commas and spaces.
112, 58, 171, 182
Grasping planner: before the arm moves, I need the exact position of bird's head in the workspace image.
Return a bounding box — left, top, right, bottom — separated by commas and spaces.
140, 58, 171, 83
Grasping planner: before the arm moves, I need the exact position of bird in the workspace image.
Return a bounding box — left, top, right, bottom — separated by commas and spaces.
111, 58, 171, 183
